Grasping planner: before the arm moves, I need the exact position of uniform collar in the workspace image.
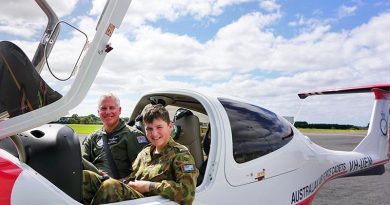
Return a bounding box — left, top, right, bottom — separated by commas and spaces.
149, 138, 175, 157
101, 119, 126, 135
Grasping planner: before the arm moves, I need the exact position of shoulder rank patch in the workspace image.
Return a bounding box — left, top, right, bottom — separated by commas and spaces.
181, 164, 195, 172
137, 136, 148, 144
97, 138, 103, 148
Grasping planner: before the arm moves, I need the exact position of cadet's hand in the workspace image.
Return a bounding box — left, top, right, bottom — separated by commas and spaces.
98, 170, 109, 177
127, 180, 150, 193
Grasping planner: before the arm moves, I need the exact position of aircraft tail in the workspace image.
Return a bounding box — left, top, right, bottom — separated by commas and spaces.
353, 88, 389, 159
298, 84, 390, 160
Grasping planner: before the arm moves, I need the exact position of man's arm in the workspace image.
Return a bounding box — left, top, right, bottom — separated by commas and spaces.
82, 158, 99, 173
81, 134, 100, 174
149, 152, 199, 205
126, 127, 148, 166
82, 135, 93, 161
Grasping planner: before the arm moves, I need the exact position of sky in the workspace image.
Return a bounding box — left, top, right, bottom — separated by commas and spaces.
1, 0, 389, 126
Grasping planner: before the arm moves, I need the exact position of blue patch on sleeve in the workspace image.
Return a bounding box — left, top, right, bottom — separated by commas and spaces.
137, 136, 148, 144
182, 164, 195, 172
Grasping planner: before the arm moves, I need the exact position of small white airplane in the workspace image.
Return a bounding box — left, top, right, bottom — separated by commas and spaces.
0, 1, 389, 205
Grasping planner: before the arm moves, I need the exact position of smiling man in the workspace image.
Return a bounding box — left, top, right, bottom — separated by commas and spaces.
82, 104, 199, 205
82, 93, 148, 179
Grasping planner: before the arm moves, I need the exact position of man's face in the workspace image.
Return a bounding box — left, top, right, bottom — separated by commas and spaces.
145, 118, 172, 152
98, 97, 121, 132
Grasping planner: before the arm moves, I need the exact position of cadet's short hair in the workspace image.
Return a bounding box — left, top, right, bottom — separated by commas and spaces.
98, 92, 120, 108
143, 104, 170, 124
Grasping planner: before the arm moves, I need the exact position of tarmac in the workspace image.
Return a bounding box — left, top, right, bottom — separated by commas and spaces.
305, 132, 390, 205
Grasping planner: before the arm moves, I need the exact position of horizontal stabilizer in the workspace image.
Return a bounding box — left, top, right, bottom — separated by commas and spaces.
298, 84, 390, 99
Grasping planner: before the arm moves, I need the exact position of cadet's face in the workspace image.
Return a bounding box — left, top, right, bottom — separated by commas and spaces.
145, 118, 172, 152
98, 97, 121, 132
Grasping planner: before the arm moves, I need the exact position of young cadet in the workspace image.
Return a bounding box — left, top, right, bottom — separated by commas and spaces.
82, 93, 148, 179
82, 104, 199, 205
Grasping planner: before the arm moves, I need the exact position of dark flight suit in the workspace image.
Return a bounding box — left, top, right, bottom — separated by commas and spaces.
83, 138, 199, 205
82, 119, 148, 178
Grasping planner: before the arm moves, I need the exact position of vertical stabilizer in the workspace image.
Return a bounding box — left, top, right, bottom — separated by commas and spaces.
353, 88, 390, 161
298, 84, 390, 161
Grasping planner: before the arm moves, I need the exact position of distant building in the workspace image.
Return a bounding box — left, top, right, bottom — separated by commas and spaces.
283, 116, 294, 124
58, 117, 70, 124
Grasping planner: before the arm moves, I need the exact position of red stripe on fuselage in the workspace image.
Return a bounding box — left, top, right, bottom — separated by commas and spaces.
373, 88, 390, 100
295, 171, 347, 205
295, 158, 390, 205
0, 154, 22, 205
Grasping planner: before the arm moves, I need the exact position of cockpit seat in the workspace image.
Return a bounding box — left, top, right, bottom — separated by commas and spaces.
173, 108, 203, 170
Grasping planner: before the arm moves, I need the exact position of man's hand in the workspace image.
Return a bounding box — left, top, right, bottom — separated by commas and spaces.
127, 180, 151, 193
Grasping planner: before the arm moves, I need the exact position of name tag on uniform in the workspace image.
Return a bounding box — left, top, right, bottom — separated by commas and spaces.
108, 136, 119, 145
182, 164, 195, 172
137, 136, 148, 143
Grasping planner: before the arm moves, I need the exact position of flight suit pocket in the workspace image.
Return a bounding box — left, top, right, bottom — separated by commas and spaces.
148, 162, 171, 182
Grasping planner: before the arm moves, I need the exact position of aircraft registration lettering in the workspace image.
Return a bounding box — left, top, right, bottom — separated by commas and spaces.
348, 156, 372, 172
291, 163, 346, 204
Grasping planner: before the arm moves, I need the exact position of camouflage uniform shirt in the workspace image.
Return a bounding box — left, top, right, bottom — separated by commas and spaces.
82, 138, 199, 205
128, 138, 199, 204
82, 119, 148, 178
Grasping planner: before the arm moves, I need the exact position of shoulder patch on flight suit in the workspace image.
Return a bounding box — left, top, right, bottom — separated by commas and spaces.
136, 136, 148, 143
181, 164, 195, 172
96, 138, 103, 148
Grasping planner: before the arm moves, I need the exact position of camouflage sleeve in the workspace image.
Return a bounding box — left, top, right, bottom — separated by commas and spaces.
127, 151, 143, 182
149, 152, 199, 205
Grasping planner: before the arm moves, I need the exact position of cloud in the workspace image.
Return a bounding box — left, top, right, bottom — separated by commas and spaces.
0, 23, 42, 38
3, 1, 387, 126
0, 0, 79, 38
337, 5, 357, 18
89, 0, 257, 29
91, 10, 389, 94
259, 0, 281, 13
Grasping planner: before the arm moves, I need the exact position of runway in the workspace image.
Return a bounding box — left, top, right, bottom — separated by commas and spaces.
304, 132, 390, 205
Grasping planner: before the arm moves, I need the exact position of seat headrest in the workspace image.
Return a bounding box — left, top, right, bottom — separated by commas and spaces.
173, 108, 193, 122
127, 113, 143, 126
172, 124, 181, 140
172, 108, 193, 140
135, 114, 143, 122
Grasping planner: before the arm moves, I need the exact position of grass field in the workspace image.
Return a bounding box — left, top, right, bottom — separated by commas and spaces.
298, 128, 367, 133
68, 124, 102, 135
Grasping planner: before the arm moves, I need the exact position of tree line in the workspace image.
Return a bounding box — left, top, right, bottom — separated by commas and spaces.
55, 114, 129, 124
294, 121, 368, 130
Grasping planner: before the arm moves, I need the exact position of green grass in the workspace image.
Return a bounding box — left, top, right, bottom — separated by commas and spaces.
68, 124, 102, 135
298, 128, 367, 133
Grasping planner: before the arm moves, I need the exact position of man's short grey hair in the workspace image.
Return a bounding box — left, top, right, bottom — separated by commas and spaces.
98, 92, 121, 108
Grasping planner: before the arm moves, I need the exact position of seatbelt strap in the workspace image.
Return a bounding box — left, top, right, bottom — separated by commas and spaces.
101, 134, 120, 179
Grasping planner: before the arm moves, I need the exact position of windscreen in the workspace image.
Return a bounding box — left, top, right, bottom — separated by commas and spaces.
219, 97, 293, 163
